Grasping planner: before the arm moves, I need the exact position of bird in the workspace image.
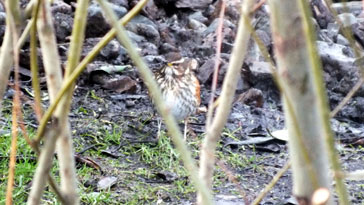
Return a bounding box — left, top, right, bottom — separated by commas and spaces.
154, 57, 201, 140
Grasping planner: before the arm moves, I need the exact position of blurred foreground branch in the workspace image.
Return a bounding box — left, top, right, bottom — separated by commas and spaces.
96, 0, 213, 204
198, 1, 254, 204
298, 0, 349, 203
27, 0, 82, 203
35, 0, 149, 143
0, 0, 21, 117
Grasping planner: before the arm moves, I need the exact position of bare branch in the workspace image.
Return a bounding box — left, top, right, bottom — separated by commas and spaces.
96, 0, 213, 204
251, 161, 291, 205
198, 1, 254, 204
297, 0, 350, 203
206, 0, 226, 127
34, 0, 149, 143
27, 123, 64, 205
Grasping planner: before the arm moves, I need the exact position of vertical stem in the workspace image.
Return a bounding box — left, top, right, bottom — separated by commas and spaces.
30, 0, 43, 120
6, 107, 18, 205
0, 0, 21, 116
54, 0, 90, 203
4, 0, 21, 203
34, 0, 149, 142
35, 0, 79, 203
206, 0, 226, 127
96, 0, 213, 204
198, 1, 254, 204
269, 0, 333, 203
297, 0, 350, 203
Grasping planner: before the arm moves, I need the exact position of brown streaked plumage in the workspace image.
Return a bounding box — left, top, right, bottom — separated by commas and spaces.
154, 58, 201, 139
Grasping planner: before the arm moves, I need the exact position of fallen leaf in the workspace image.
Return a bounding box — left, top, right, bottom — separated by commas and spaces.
269, 129, 289, 141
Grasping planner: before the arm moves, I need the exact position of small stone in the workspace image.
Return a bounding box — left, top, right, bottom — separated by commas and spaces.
86, 3, 127, 37
197, 59, 215, 83
53, 13, 73, 42
188, 19, 207, 30
127, 31, 146, 43
188, 11, 208, 24
317, 40, 355, 67
109, 0, 129, 8
51, 1, 72, 14
249, 61, 271, 78
221, 42, 233, 53
236, 88, 264, 107
336, 34, 350, 46
160, 43, 178, 54
110, 3, 128, 18
97, 176, 117, 190
142, 0, 159, 19
337, 13, 357, 27
332, 2, 363, 14
215, 195, 245, 205
143, 55, 166, 68
140, 42, 159, 56
125, 16, 160, 44
125, 100, 135, 107
194, 45, 214, 58
127, 15, 158, 30
175, 0, 212, 9
100, 39, 122, 59
102, 75, 137, 94
0, 12, 6, 25
327, 23, 340, 40
225, 1, 240, 21
317, 29, 333, 43
0, 13, 6, 42
255, 29, 271, 49
136, 24, 160, 44
203, 18, 235, 37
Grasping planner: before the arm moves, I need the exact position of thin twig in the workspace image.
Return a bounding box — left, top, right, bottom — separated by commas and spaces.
24, 0, 37, 20
216, 159, 247, 201
245, 4, 320, 188
34, 0, 149, 143
330, 78, 364, 118
5, 0, 21, 203
30, 0, 43, 121
30, 0, 78, 203
198, 1, 254, 204
6, 103, 18, 205
0, 15, 15, 117
17, 17, 33, 50
0, 0, 37, 116
206, 0, 226, 128
298, 0, 350, 203
27, 122, 65, 205
251, 161, 291, 205
321, 0, 364, 120
96, 0, 213, 204
47, 175, 66, 204
53, 0, 90, 202
324, 0, 364, 75
17, 116, 34, 150
251, 0, 266, 14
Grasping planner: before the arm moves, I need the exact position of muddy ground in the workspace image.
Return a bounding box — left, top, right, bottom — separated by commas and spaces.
2, 0, 364, 204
